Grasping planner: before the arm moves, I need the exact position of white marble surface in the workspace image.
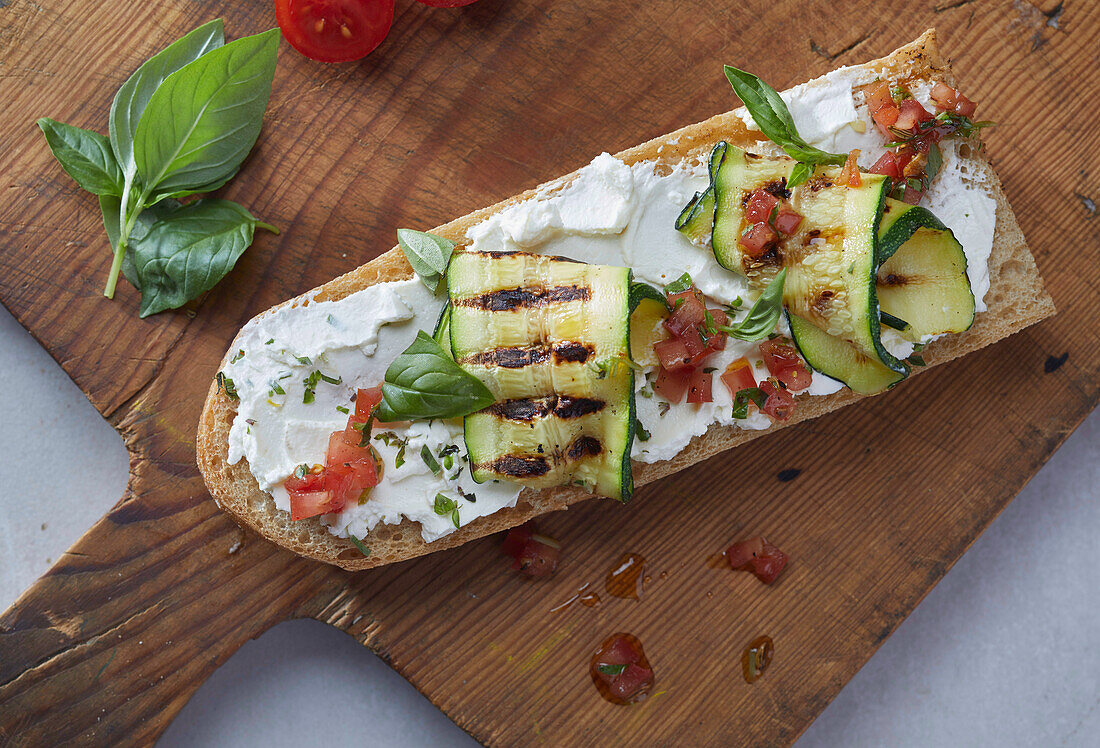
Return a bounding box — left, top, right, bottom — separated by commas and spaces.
1, 302, 1096, 746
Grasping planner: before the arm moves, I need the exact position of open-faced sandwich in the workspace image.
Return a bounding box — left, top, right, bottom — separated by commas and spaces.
197, 30, 1054, 569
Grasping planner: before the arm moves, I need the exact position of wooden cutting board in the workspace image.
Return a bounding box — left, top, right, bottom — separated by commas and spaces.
1, 0, 1096, 744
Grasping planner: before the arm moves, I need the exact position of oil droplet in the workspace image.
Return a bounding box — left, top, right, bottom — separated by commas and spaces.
606, 553, 647, 600
706, 591, 713, 599
705, 550, 728, 569
659, 571, 668, 580
643, 575, 652, 584
550, 582, 602, 613
742, 635, 774, 683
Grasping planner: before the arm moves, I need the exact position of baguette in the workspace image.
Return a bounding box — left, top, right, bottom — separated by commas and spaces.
196, 29, 1054, 570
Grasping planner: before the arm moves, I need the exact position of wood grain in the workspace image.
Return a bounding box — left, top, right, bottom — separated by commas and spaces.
0, 0, 1097, 745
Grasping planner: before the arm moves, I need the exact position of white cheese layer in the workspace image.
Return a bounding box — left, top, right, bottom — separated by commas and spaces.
224, 66, 997, 543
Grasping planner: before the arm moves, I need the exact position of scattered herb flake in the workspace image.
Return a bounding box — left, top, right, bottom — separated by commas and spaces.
421, 445, 442, 476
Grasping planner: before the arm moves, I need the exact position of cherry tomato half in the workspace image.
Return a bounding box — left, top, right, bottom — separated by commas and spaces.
276, 0, 396, 63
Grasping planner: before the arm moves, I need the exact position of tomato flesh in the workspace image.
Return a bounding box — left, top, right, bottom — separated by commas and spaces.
744, 189, 780, 223
276, 0, 395, 63
591, 633, 654, 704
727, 536, 789, 584
654, 365, 692, 403
685, 369, 713, 404
502, 521, 560, 577
760, 379, 795, 420
739, 221, 778, 257
760, 340, 812, 392
721, 358, 757, 397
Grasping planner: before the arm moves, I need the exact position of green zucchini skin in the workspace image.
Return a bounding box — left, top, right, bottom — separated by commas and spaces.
876, 198, 975, 341
447, 251, 635, 502
674, 141, 727, 243
788, 312, 907, 393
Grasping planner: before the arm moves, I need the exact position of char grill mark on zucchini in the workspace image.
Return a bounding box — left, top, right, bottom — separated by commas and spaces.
458, 342, 595, 368
487, 395, 605, 421
448, 250, 634, 501
454, 285, 591, 311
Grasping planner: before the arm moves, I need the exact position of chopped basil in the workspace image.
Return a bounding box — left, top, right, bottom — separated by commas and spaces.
658, 401, 670, 417
294, 464, 309, 479
265, 338, 274, 345
433, 493, 460, 528
295, 355, 312, 365
421, 445, 442, 476
230, 349, 245, 363
732, 387, 768, 419
268, 379, 286, 396
635, 419, 651, 442
907, 353, 926, 367
336, 405, 350, 414
597, 663, 627, 676
216, 371, 238, 399
303, 369, 342, 404
664, 272, 693, 294
443, 453, 454, 471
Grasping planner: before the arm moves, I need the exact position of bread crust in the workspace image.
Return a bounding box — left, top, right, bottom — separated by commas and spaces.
196, 29, 1054, 570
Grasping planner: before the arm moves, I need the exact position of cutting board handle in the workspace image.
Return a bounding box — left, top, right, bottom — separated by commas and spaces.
0, 495, 329, 744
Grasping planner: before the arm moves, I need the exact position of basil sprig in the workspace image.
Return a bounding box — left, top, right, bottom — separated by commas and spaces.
376, 331, 494, 421
720, 268, 787, 341
38, 20, 279, 316
398, 229, 455, 294
724, 66, 848, 189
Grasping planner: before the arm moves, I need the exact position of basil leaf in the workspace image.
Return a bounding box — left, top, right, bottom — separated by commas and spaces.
597, 663, 627, 676
732, 387, 768, 419
397, 228, 455, 294
721, 268, 787, 341
109, 19, 225, 177
421, 444, 442, 476
376, 331, 495, 421
433, 493, 457, 515
786, 162, 813, 190
128, 199, 271, 317
134, 28, 279, 197
664, 272, 694, 294
635, 419, 651, 442
629, 281, 669, 312
38, 119, 123, 196
924, 141, 943, 190
723, 66, 847, 167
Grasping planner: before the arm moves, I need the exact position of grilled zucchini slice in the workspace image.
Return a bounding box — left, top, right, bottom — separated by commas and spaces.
675, 141, 728, 244
876, 198, 975, 342
448, 251, 635, 501
708, 146, 907, 390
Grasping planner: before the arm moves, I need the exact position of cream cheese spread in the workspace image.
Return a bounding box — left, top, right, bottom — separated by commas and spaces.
223, 65, 998, 543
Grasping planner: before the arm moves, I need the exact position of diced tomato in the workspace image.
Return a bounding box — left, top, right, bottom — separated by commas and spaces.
864, 81, 893, 117
759, 378, 795, 420
721, 358, 757, 397
664, 290, 707, 337
760, 340, 812, 392
654, 365, 692, 403
930, 81, 958, 110
284, 469, 325, 494
838, 149, 862, 188
774, 209, 803, 235
869, 152, 903, 180
739, 221, 777, 258
726, 536, 789, 584
353, 385, 383, 421
591, 633, 654, 704
954, 93, 976, 117
895, 98, 933, 132
744, 189, 780, 223
288, 489, 341, 521
611, 663, 654, 702
654, 337, 693, 372
502, 522, 560, 577
686, 369, 713, 404
901, 185, 924, 205
501, 522, 534, 558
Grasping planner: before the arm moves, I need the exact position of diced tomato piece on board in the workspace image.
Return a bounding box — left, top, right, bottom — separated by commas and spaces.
502, 522, 560, 577
727, 536, 789, 584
